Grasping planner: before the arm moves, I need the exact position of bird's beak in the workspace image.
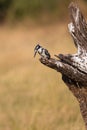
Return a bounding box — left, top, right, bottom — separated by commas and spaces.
34, 50, 37, 57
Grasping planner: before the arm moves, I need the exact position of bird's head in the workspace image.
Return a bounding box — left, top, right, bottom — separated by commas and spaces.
34, 44, 41, 57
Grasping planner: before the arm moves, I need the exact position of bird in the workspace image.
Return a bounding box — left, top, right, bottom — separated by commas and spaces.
34, 44, 50, 59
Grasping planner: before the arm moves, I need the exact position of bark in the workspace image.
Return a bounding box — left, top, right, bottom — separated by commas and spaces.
39, 2, 87, 130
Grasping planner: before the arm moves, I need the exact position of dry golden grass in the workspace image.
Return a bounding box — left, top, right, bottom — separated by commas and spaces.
0, 23, 85, 130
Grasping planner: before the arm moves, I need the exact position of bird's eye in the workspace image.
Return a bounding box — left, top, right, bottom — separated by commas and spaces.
36, 46, 40, 50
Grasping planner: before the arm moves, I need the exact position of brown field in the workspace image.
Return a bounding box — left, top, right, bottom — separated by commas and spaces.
0, 23, 85, 130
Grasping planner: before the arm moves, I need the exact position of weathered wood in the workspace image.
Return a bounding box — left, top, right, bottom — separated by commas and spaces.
40, 58, 87, 85
39, 2, 87, 130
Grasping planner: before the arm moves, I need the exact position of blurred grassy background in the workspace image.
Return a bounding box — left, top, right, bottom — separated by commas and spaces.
0, 0, 87, 24
0, 0, 87, 130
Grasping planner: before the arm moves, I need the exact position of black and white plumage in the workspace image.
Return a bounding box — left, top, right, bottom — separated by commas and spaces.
34, 44, 50, 59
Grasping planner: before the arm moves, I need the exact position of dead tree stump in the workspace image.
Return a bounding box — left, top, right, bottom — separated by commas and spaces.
38, 2, 87, 130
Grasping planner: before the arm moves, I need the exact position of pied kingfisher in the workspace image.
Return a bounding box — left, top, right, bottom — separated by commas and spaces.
34, 44, 50, 59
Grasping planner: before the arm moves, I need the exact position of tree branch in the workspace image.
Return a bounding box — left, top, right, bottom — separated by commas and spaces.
40, 58, 87, 86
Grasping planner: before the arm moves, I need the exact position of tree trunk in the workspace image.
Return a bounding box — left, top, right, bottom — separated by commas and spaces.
39, 2, 87, 130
